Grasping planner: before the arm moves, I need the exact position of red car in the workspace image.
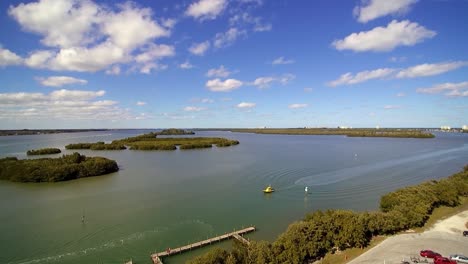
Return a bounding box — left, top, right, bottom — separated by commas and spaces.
420, 250, 442, 258
434, 256, 457, 264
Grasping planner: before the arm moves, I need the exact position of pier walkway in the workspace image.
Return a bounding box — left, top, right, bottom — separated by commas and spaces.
151, 226, 256, 264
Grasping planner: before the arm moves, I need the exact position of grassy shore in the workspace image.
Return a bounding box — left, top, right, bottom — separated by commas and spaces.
229, 128, 434, 138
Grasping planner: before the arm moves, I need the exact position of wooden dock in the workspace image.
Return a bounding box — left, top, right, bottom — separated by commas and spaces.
151, 226, 256, 264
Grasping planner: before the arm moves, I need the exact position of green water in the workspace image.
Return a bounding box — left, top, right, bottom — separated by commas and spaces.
0, 130, 467, 264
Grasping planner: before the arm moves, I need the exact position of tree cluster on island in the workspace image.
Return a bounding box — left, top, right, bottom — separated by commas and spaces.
0, 153, 119, 182
65, 132, 240, 151
27, 148, 61, 155
157, 128, 195, 135
187, 165, 468, 264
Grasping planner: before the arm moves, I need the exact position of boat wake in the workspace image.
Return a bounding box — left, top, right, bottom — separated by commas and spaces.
295, 144, 468, 187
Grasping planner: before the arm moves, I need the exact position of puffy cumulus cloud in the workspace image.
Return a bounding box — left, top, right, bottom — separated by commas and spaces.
135, 44, 175, 63
236, 102, 256, 108
396, 61, 468, 78
179, 61, 194, 69
37, 76, 87, 87
138, 62, 168, 74
214, 28, 246, 48
0, 89, 136, 121
416, 81, 468, 97
189, 41, 210, 56
136, 101, 147, 106
328, 61, 468, 86
333, 20, 435, 52
8, 0, 101, 48
0, 47, 23, 66
272, 56, 295, 65
184, 106, 206, 112
8, 0, 172, 73
106, 65, 121, 75
101, 2, 169, 50
288, 103, 308, 109
185, 0, 227, 20
206, 65, 231, 78
206, 78, 243, 92
251, 74, 295, 89
328, 68, 395, 86
354, 0, 418, 23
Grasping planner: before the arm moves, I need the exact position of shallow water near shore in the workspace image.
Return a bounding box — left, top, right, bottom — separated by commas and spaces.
0, 130, 467, 264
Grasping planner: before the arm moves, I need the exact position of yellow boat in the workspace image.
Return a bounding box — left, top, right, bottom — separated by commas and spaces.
263, 185, 275, 193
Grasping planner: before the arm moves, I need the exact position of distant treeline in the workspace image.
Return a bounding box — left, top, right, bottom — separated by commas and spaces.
0, 153, 119, 182
0, 129, 108, 136
158, 128, 195, 135
64, 132, 240, 151
187, 165, 468, 264
227, 128, 435, 138
66, 142, 126, 150
27, 148, 61, 155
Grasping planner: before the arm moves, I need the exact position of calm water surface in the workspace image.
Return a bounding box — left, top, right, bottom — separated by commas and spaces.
0, 130, 467, 264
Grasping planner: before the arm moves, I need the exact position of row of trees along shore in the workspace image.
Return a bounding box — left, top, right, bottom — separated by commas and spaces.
188, 165, 468, 264
0, 153, 119, 182
65, 132, 239, 151
27, 148, 61, 155
230, 128, 435, 138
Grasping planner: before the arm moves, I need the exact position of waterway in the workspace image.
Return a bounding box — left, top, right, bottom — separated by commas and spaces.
0, 130, 467, 264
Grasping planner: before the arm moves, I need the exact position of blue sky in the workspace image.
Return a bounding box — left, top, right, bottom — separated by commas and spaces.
0, 0, 467, 129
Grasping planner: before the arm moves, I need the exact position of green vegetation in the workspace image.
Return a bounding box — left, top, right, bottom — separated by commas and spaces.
157, 128, 195, 135
65, 142, 126, 150
0, 153, 119, 182
63, 132, 239, 151
187, 165, 468, 264
229, 128, 434, 138
27, 148, 61, 155
113, 133, 239, 150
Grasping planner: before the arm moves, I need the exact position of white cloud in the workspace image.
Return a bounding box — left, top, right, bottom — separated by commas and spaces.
333, 20, 435, 52
384, 105, 401, 109
138, 62, 168, 74
237, 102, 256, 108
288, 103, 308, 109
328, 68, 395, 86
253, 23, 272, 32
0, 89, 134, 121
251, 74, 295, 89
101, 3, 169, 50
206, 65, 231, 77
328, 61, 468, 86
354, 0, 418, 23
136, 101, 147, 106
389, 56, 407, 63
272, 56, 295, 65
214, 28, 246, 48
396, 61, 468, 78
184, 106, 206, 112
106, 65, 121, 75
0, 48, 23, 66
229, 12, 271, 32
206, 78, 243, 92
416, 81, 468, 97
185, 0, 227, 20
189, 41, 210, 56
179, 61, 194, 69
37, 76, 88, 87
162, 18, 177, 29
8, 0, 173, 73
396, 92, 406, 97
8, 0, 101, 48
135, 44, 175, 63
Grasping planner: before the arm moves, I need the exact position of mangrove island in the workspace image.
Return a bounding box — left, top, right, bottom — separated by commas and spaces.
0, 153, 119, 182
27, 148, 61, 155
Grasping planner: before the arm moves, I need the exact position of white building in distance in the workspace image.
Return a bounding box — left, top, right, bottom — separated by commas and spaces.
440, 126, 451, 130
